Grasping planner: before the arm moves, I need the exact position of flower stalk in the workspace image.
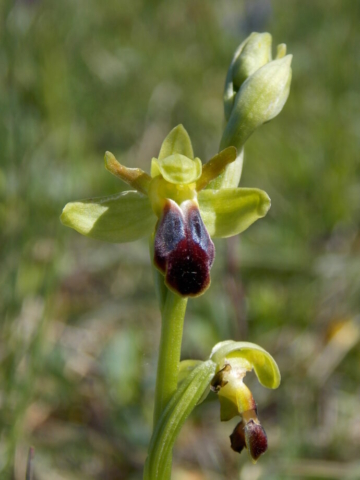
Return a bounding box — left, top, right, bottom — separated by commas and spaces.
153, 287, 187, 426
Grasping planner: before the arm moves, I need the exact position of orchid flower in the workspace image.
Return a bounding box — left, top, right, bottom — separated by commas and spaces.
61, 125, 270, 297
210, 340, 280, 462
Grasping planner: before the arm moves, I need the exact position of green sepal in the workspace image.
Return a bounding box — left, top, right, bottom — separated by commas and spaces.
206, 148, 244, 189
152, 155, 202, 185
210, 341, 280, 389
158, 125, 194, 161
61, 191, 156, 243
144, 360, 216, 480
198, 187, 271, 238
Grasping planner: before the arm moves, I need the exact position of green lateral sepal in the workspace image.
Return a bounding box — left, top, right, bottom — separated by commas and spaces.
198, 187, 271, 238
61, 191, 156, 243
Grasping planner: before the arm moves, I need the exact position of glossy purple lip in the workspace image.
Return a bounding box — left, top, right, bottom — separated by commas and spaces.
154, 199, 215, 297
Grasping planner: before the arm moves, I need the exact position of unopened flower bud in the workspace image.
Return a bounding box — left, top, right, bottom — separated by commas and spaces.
222, 32, 292, 152
231, 32, 272, 90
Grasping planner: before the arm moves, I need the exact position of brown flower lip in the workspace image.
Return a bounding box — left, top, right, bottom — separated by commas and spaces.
230, 419, 246, 454
230, 414, 268, 461
154, 199, 215, 297
244, 419, 268, 461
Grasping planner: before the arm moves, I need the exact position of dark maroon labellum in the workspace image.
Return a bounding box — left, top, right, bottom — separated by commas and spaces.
154, 199, 215, 297
245, 420, 268, 461
230, 420, 246, 454
230, 418, 268, 461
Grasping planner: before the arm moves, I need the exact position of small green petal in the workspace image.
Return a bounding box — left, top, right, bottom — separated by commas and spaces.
210, 341, 280, 389
150, 157, 161, 178
206, 148, 244, 190
152, 155, 202, 184
196, 146, 237, 191
158, 124, 194, 161
104, 151, 151, 194
198, 188, 270, 238
61, 191, 156, 243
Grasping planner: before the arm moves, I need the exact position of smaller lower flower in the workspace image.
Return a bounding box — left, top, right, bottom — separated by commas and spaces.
209, 341, 280, 463
149, 340, 281, 478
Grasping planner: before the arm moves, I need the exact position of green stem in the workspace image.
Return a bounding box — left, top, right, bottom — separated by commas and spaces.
153, 288, 188, 426
149, 244, 188, 479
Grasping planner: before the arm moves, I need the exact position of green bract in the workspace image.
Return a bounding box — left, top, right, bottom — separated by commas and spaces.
61, 125, 271, 297
144, 360, 217, 480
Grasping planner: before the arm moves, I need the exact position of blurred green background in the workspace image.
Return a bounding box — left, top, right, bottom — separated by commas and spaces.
1, 0, 360, 478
